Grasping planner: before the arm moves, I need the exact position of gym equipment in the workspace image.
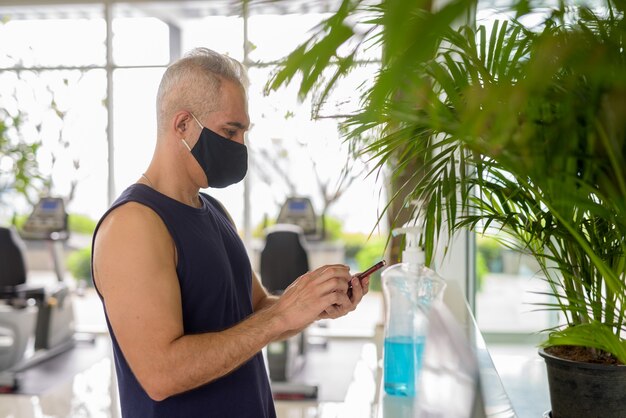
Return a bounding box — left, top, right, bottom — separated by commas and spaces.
0, 197, 76, 391
260, 224, 309, 383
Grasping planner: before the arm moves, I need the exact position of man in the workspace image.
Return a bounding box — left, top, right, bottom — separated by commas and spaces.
91, 48, 370, 417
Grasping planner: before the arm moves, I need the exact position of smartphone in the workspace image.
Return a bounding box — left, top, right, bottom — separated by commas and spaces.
348, 260, 386, 298
356, 260, 386, 280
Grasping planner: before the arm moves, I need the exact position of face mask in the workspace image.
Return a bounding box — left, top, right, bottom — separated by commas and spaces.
181, 113, 248, 188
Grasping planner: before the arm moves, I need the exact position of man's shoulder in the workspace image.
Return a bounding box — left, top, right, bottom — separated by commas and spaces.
97, 184, 167, 234
200, 192, 235, 226
96, 202, 166, 247
98, 184, 160, 228
105, 200, 158, 224
199, 191, 220, 208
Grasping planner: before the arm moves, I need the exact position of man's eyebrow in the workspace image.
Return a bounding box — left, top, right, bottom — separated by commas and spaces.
226, 121, 249, 130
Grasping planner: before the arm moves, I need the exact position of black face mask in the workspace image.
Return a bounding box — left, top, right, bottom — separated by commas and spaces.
183, 113, 248, 188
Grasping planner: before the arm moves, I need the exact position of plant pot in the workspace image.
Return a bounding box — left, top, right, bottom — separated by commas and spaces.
539, 347, 626, 418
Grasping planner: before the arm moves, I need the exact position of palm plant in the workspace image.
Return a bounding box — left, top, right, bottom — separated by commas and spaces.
267, 0, 626, 363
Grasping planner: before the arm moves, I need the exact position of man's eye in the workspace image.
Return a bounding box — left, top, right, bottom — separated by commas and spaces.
225, 130, 237, 138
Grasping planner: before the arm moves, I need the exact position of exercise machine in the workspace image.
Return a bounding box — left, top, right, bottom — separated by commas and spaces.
0, 197, 76, 390
261, 197, 322, 399
276, 197, 318, 237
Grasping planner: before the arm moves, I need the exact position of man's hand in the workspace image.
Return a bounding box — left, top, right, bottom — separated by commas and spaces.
268, 264, 352, 332
319, 272, 370, 320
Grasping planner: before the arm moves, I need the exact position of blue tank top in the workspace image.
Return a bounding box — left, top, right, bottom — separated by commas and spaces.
91, 184, 276, 418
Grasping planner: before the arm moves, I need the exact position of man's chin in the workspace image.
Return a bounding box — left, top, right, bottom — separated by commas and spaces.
196, 173, 209, 189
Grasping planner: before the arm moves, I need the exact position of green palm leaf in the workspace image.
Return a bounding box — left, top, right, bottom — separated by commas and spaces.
541, 323, 626, 364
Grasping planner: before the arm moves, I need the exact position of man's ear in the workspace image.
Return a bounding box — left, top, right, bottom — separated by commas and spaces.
174, 112, 192, 137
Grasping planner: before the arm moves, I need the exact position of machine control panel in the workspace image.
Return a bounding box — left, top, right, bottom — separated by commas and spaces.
21, 197, 69, 241
276, 197, 317, 236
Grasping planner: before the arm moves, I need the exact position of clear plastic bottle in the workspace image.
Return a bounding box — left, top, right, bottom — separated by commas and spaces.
382, 226, 446, 397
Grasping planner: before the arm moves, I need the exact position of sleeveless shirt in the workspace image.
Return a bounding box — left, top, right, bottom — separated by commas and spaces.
91, 184, 276, 418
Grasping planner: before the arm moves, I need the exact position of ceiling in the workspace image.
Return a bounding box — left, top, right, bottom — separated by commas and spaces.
0, 0, 341, 21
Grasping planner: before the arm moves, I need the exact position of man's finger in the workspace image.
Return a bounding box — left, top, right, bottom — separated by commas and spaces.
349, 277, 363, 303
361, 277, 370, 295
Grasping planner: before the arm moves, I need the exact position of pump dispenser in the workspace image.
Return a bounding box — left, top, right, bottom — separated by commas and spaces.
397, 226, 424, 267
381, 225, 446, 397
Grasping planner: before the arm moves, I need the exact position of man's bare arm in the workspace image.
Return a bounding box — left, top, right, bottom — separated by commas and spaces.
93, 203, 351, 401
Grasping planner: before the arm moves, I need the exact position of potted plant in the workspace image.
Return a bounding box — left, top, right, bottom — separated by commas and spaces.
267, 0, 626, 415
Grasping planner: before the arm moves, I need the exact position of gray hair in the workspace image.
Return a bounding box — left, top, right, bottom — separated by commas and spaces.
156, 48, 249, 134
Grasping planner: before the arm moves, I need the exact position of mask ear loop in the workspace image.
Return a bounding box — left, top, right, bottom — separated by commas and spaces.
181, 112, 203, 151
181, 138, 192, 151
189, 112, 204, 129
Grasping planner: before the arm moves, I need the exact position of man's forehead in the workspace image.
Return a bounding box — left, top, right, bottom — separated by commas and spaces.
200, 80, 249, 129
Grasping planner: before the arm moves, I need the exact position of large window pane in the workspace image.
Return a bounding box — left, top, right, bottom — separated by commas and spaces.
182, 16, 244, 62
112, 17, 170, 66
247, 66, 383, 234
0, 69, 108, 219
0, 68, 107, 223
475, 236, 556, 333
248, 2, 381, 64
112, 68, 163, 193
115, 1, 244, 62
0, 12, 105, 68
0, 6, 108, 223
473, 0, 565, 339
247, 13, 329, 63
315, 63, 379, 117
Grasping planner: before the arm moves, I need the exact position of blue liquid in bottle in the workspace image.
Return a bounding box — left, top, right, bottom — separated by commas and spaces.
383, 336, 425, 397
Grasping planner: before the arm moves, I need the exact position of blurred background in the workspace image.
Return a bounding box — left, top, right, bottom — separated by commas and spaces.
0, 1, 558, 416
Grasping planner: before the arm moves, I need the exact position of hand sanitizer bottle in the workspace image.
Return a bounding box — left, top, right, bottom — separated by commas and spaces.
382, 226, 446, 397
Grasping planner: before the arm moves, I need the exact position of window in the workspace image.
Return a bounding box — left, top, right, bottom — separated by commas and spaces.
473, 0, 562, 340
0, 0, 384, 237
0, 6, 107, 219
